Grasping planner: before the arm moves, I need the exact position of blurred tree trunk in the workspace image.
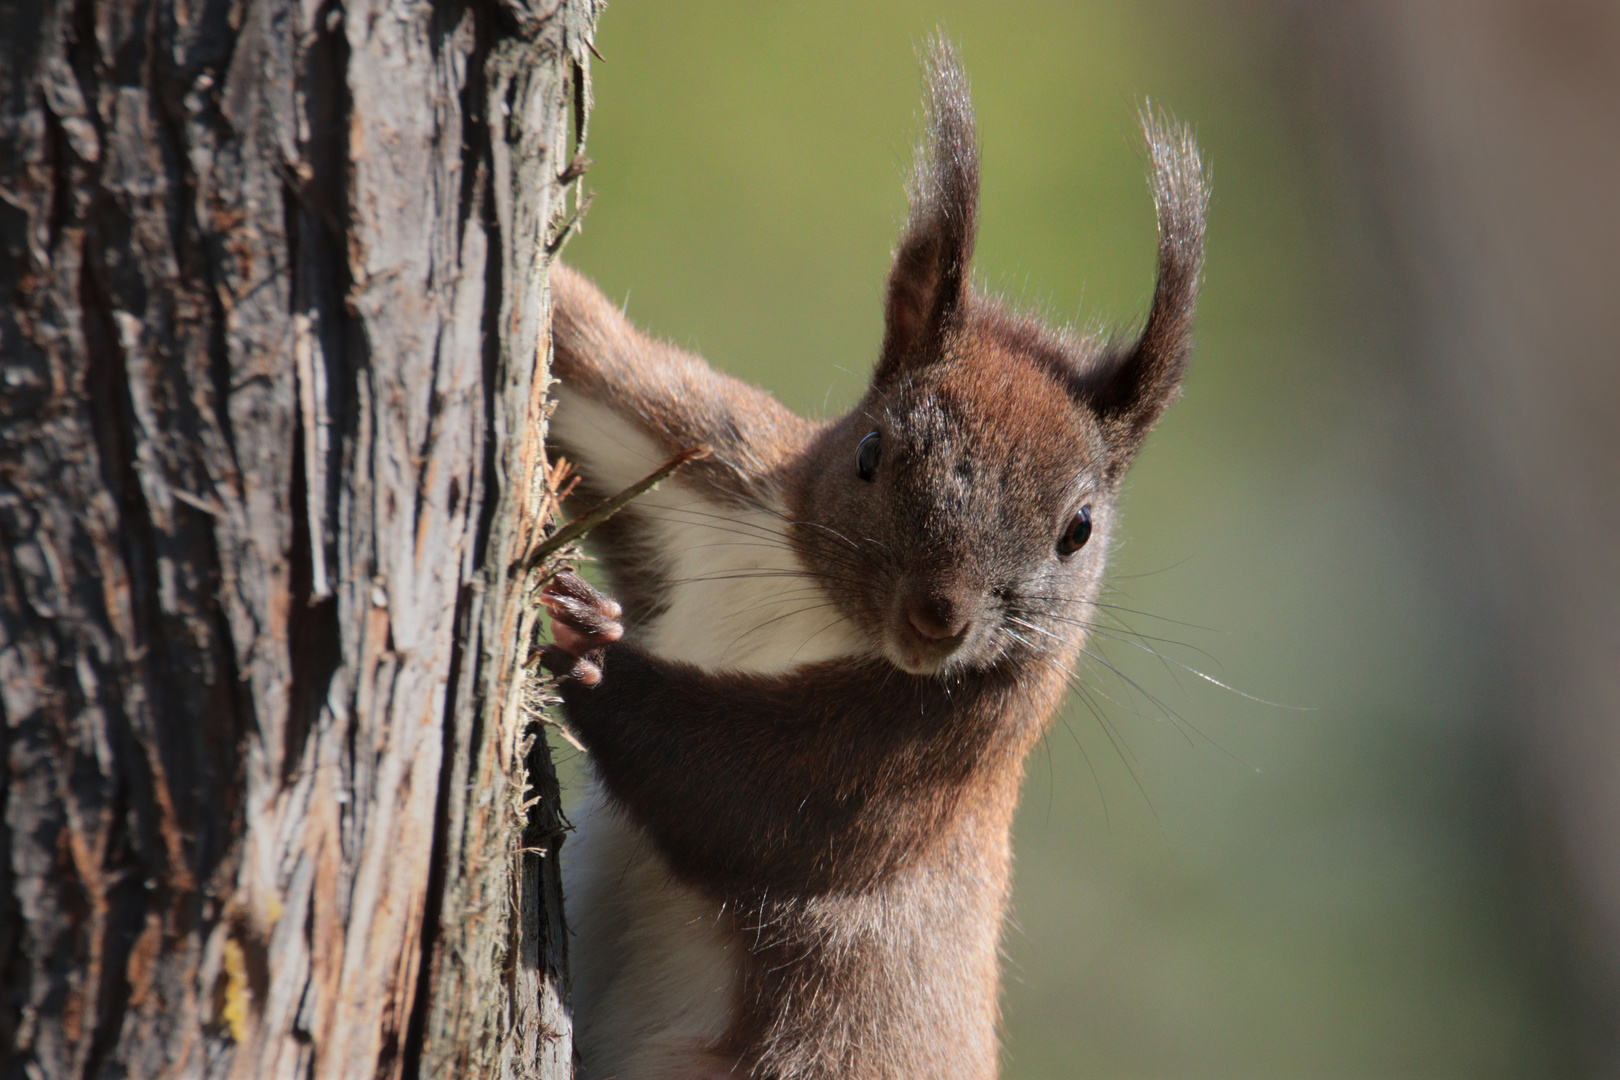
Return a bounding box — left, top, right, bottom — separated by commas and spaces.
1288, 0, 1620, 1071
0, 0, 597, 1074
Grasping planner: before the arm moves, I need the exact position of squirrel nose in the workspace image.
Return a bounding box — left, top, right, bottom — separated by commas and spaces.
905, 596, 969, 641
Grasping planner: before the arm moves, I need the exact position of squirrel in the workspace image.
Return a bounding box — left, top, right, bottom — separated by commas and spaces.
539, 38, 1206, 1080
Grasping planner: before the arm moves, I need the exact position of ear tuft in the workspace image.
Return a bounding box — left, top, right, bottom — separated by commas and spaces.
878, 34, 980, 380
1081, 108, 1208, 468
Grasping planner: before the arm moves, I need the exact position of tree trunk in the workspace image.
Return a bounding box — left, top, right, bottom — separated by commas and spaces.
0, 0, 598, 1074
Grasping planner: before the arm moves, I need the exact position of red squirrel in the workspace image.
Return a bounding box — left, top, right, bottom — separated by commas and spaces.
540, 39, 1206, 1080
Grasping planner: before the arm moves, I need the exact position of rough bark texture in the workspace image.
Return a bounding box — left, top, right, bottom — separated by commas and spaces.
1290, 0, 1620, 1071
0, 0, 597, 1073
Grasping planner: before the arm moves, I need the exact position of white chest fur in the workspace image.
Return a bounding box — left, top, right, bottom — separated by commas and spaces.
549, 386, 869, 671
550, 385, 869, 1077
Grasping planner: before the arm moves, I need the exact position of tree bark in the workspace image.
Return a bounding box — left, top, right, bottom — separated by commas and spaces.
0, 0, 597, 1074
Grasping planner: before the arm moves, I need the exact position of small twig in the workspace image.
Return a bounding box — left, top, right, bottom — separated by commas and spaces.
522, 446, 709, 572
545, 190, 594, 256
169, 486, 224, 518
546, 720, 586, 753
557, 153, 592, 183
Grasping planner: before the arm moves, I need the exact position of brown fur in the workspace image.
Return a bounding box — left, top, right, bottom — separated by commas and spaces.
547, 37, 1206, 1080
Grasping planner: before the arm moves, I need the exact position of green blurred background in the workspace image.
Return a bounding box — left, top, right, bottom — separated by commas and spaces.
553, 3, 1581, 1076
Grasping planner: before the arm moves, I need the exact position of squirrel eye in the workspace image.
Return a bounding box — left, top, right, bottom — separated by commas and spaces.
856, 431, 882, 482
1057, 506, 1092, 558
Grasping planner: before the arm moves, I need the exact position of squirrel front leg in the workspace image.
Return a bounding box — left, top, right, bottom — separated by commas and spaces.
547, 269, 865, 672
548, 265, 813, 500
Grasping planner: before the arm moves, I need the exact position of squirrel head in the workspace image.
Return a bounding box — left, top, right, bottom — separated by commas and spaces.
792, 38, 1207, 678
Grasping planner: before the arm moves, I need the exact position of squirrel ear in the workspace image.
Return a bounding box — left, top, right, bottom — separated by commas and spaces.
877, 36, 978, 381
1079, 110, 1207, 471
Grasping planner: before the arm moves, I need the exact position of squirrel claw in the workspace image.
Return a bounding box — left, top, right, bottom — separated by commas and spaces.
541, 570, 622, 685
540, 643, 603, 687
543, 570, 623, 644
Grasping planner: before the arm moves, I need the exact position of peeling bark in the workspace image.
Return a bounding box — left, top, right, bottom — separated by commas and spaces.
0, 0, 598, 1074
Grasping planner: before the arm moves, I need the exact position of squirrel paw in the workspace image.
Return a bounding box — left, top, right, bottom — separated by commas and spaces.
540, 569, 623, 687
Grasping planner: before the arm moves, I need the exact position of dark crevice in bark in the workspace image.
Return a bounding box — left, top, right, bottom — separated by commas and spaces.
456, 0, 493, 240
403, 7, 498, 1072
0, 0, 45, 108
67, 0, 102, 121
570, 54, 587, 159
75, 268, 146, 1080
78, 227, 152, 633
0, 811, 11, 1061
521, 720, 568, 921
282, 105, 338, 782
293, 0, 361, 805
83, 794, 143, 1080
461, 37, 505, 948
41, 105, 73, 260
468, 75, 502, 575
0, 548, 15, 1065
0, 197, 30, 319
402, 572, 479, 1080
304, 0, 354, 524
286, 401, 340, 783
